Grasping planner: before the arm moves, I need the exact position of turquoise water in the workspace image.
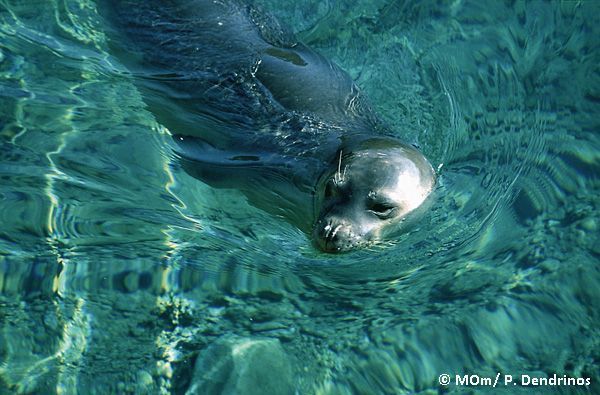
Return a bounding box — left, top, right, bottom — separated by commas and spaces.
1, 0, 599, 393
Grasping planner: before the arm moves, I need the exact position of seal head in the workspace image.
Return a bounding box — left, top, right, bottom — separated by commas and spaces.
313, 139, 435, 252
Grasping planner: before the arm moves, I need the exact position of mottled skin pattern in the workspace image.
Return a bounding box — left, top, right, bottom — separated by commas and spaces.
98, 0, 435, 252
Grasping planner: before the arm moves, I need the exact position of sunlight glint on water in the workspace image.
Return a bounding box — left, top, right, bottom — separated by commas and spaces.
0, 0, 598, 393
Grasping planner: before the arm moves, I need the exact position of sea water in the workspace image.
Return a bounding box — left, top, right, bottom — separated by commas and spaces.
0, 0, 598, 394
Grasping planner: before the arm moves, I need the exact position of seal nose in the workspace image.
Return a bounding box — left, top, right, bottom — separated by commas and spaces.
313, 219, 357, 252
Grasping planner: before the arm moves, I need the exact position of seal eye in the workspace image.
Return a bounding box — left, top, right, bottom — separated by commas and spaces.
368, 201, 396, 219
324, 180, 337, 198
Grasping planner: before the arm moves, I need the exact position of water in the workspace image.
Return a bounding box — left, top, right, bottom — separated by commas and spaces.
0, 0, 598, 393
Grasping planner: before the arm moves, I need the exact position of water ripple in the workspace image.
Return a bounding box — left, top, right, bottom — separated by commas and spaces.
0, 0, 598, 393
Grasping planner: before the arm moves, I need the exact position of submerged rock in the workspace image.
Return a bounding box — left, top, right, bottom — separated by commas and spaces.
186, 337, 294, 395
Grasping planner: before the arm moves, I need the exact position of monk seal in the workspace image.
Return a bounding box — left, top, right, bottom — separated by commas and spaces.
98, 0, 436, 253
313, 139, 434, 252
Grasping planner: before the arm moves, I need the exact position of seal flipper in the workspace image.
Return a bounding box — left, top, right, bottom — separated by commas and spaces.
175, 136, 317, 233
173, 135, 290, 168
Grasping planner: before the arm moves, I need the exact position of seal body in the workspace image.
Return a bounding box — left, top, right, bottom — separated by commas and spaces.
99, 0, 435, 252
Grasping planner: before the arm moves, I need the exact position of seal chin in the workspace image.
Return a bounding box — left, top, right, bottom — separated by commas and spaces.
312, 218, 369, 253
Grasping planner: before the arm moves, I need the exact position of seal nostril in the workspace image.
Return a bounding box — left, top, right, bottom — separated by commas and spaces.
319, 221, 354, 252
320, 221, 333, 240
327, 224, 343, 242
313, 219, 360, 253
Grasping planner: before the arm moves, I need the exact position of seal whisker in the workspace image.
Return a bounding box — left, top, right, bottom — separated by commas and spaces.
334, 150, 344, 185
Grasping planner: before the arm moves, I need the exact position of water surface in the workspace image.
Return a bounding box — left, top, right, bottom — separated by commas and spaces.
0, 0, 598, 393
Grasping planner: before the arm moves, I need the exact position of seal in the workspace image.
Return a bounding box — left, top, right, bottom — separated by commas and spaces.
99, 0, 435, 252
313, 140, 434, 252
